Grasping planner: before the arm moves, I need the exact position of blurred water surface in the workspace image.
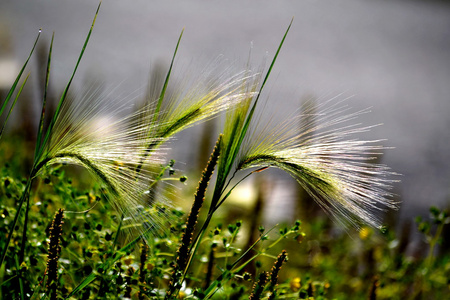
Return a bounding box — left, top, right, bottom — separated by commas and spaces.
1, 0, 450, 223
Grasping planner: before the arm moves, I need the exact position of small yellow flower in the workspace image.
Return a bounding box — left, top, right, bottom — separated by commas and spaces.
290, 277, 301, 291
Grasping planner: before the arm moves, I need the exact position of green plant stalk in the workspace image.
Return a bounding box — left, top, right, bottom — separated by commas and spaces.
200, 32, 293, 285
151, 29, 184, 128
425, 221, 445, 269
46, 209, 64, 300
13, 255, 24, 300
183, 170, 257, 284
0, 274, 17, 287
18, 188, 31, 265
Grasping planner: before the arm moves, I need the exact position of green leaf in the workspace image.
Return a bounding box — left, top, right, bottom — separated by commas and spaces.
0, 29, 40, 133
0, 73, 30, 140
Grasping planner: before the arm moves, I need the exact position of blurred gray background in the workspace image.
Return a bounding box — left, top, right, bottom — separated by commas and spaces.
1, 0, 450, 225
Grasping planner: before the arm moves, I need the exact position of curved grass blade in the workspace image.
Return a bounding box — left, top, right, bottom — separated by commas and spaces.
0, 73, 30, 140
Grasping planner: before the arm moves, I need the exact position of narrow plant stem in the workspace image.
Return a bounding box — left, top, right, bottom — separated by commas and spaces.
14, 254, 25, 300
18, 193, 31, 264
203, 244, 216, 290
425, 222, 444, 269
113, 213, 124, 247
210, 18, 293, 212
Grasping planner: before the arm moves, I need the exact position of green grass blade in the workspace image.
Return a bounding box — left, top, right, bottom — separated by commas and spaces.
152, 29, 184, 127
211, 19, 293, 210
0, 29, 40, 118
36, 2, 101, 161
34, 32, 55, 159
134, 29, 184, 175
0, 73, 30, 140
238, 18, 293, 147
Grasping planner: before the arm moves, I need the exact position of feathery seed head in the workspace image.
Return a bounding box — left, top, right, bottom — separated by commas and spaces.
35, 85, 170, 238
237, 98, 399, 229
148, 65, 260, 142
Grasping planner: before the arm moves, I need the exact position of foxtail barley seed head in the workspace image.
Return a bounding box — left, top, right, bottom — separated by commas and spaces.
34, 85, 168, 237
237, 97, 399, 229
145, 64, 260, 142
